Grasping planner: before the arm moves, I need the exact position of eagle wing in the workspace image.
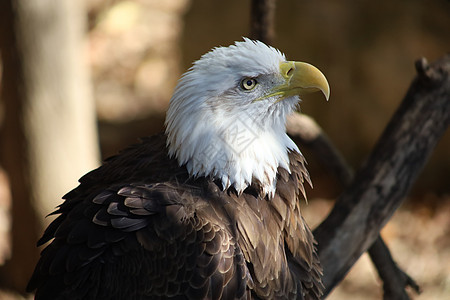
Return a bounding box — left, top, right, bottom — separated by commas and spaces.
27, 136, 251, 300
28, 135, 322, 300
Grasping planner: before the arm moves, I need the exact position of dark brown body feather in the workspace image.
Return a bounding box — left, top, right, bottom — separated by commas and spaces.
27, 134, 322, 299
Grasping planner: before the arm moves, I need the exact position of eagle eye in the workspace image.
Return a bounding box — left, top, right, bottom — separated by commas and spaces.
241, 78, 257, 90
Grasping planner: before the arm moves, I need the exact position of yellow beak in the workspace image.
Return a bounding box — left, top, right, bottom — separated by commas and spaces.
254, 61, 330, 102
279, 61, 330, 100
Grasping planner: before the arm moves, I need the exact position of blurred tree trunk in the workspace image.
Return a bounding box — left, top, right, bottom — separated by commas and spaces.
0, 0, 99, 293
250, 0, 276, 45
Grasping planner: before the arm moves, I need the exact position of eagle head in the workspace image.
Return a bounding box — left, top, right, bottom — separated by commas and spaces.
165, 38, 329, 197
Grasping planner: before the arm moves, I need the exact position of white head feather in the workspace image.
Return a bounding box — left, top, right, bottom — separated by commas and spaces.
165, 38, 306, 197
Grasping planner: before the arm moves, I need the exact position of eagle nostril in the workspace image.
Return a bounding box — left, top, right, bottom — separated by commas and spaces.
286, 67, 294, 77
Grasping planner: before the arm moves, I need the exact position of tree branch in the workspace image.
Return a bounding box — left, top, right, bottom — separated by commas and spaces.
287, 112, 421, 299
250, 0, 276, 44
368, 236, 421, 299
313, 55, 450, 296
286, 114, 354, 187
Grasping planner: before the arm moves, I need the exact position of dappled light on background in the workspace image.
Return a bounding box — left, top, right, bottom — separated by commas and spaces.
89, 0, 190, 122
0, 0, 448, 299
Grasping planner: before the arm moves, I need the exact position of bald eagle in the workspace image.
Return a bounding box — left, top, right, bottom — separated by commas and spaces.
27, 39, 330, 300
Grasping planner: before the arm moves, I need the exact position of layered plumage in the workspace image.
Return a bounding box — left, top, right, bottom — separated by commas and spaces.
28, 39, 329, 299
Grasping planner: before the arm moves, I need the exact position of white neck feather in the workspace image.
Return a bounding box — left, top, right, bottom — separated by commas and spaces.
166, 98, 299, 197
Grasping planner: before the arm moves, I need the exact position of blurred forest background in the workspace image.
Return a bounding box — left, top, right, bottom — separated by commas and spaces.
0, 0, 449, 299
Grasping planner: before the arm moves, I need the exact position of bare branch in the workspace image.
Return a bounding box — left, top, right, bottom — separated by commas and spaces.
313, 55, 450, 296
287, 113, 422, 299
368, 237, 421, 299
250, 0, 276, 44
286, 114, 354, 187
